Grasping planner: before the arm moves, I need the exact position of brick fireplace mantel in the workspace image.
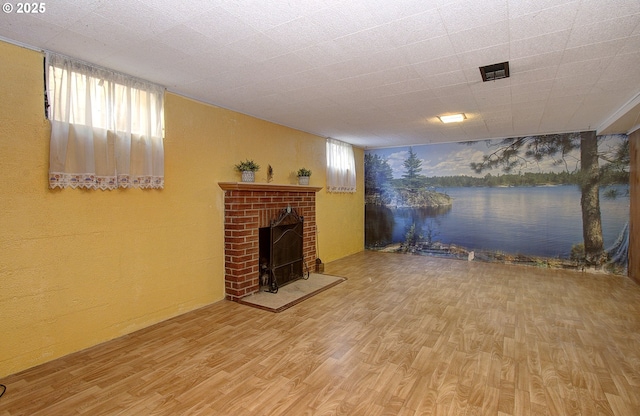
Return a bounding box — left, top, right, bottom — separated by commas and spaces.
218, 182, 322, 301
218, 182, 322, 193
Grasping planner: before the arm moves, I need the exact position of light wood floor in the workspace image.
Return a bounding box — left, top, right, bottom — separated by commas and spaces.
2, 251, 640, 415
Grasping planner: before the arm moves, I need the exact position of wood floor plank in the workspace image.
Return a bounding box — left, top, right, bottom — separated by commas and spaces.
2, 251, 640, 415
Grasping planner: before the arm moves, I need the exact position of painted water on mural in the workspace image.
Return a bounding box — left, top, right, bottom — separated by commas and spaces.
365, 184, 629, 259
365, 134, 630, 270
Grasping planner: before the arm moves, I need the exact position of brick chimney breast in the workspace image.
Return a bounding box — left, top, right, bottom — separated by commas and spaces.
218, 182, 322, 301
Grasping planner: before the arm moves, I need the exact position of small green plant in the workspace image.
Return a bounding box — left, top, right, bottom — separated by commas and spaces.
297, 167, 312, 177
235, 159, 260, 172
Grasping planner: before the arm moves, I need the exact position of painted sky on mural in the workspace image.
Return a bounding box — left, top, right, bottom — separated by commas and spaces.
367, 135, 627, 179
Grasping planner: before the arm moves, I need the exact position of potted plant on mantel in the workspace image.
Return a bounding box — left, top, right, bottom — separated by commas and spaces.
235, 159, 260, 182
297, 168, 311, 185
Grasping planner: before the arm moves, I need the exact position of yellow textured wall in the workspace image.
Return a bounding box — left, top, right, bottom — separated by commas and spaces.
317, 146, 365, 263
0, 41, 363, 377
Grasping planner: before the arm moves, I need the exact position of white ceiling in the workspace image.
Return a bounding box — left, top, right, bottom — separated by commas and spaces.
2, 0, 640, 148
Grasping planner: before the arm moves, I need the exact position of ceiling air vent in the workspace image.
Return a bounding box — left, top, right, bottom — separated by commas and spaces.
480, 61, 509, 82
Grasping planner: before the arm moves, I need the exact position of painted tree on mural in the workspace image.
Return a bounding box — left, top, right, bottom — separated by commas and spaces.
402, 147, 425, 190
364, 153, 393, 204
468, 131, 628, 267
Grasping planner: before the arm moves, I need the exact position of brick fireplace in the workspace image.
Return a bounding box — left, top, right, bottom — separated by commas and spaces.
218, 182, 322, 301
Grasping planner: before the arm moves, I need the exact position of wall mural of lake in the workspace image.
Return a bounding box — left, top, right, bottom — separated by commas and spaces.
365, 132, 630, 274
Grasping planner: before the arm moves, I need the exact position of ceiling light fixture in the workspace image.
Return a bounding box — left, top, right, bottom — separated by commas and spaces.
438, 113, 466, 123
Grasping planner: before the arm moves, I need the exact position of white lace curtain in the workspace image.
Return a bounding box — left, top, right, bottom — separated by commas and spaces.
46, 52, 165, 190
326, 138, 356, 193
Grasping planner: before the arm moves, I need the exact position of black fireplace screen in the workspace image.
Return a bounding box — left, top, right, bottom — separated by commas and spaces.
259, 206, 309, 293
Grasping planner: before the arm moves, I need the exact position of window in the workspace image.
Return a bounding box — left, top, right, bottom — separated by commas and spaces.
326, 138, 356, 193
46, 52, 165, 190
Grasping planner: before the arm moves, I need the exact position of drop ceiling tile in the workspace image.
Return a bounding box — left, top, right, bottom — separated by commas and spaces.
546, 88, 591, 103
437, 92, 480, 109
481, 106, 512, 120
398, 36, 457, 63
509, 51, 564, 73
194, 45, 253, 75
599, 52, 640, 81
185, 6, 259, 45
509, 30, 571, 59
93, 0, 179, 40
561, 38, 627, 63
325, 83, 381, 103
509, 67, 557, 86
64, 11, 127, 42
367, 0, 437, 21
381, 8, 448, 46
421, 70, 468, 89
512, 104, 546, 119
0, 15, 63, 48
590, 80, 640, 98
350, 47, 415, 73
270, 69, 333, 94
455, 44, 510, 69
473, 87, 512, 108
178, 75, 236, 99
573, 0, 640, 26
321, 59, 380, 82
284, 81, 341, 102
107, 37, 191, 68
241, 92, 293, 111
326, 1, 389, 32
358, 66, 423, 90
154, 25, 218, 56
461, 126, 491, 140
508, 0, 579, 18
304, 7, 364, 41
567, 107, 611, 130
147, 63, 208, 88
509, 79, 554, 95
460, 67, 484, 84
218, 0, 313, 31
547, 96, 586, 111
511, 89, 551, 105
430, 83, 473, 99
541, 105, 577, 125
619, 34, 640, 54
566, 15, 639, 48
139, 1, 216, 25
258, 53, 315, 78
439, 0, 508, 33
332, 26, 399, 58
31, 0, 97, 29
412, 55, 462, 78
228, 32, 289, 62
44, 29, 119, 63
509, 2, 579, 41
189, 70, 250, 94
293, 41, 354, 67
512, 119, 542, 134
555, 58, 608, 79
486, 122, 514, 136
554, 72, 602, 90
449, 20, 510, 54
264, 16, 332, 51
379, 93, 442, 112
